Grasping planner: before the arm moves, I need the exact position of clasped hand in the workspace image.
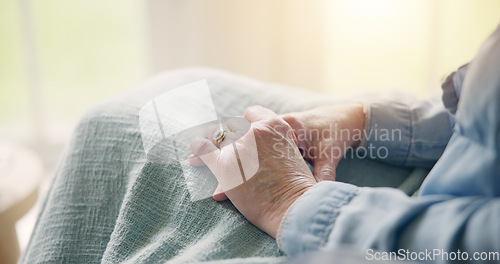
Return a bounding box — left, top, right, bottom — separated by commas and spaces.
188, 103, 365, 237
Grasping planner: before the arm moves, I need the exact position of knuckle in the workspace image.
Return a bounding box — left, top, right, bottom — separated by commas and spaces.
251, 124, 276, 139
267, 116, 283, 125
252, 118, 293, 138
320, 167, 335, 176
281, 114, 300, 130
317, 166, 336, 181
281, 113, 297, 125
269, 117, 294, 136
252, 122, 288, 141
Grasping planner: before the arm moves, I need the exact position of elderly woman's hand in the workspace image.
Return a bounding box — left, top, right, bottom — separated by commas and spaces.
189, 105, 316, 238
280, 103, 366, 181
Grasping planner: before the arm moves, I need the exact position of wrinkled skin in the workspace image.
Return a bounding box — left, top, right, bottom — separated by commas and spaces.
281, 102, 365, 181
189, 103, 365, 237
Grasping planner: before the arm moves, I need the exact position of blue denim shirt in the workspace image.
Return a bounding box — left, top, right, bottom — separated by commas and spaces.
279, 25, 500, 263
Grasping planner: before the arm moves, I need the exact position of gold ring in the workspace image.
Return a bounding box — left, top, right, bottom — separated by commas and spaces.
213, 128, 228, 147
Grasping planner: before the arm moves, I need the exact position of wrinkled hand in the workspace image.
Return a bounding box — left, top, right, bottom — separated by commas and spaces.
189, 106, 316, 237
280, 103, 365, 181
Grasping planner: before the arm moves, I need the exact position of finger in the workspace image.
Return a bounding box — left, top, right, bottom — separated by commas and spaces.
313, 158, 337, 181
190, 137, 220, 166
281, 113, 306, 148
225, 117, 251, 137
243, 105, 278, 123
281, 113, 302, 132
218, 132, 240, 149
203, 123, 224, 146
212, 184, 228, 201
187, 154, 205, 167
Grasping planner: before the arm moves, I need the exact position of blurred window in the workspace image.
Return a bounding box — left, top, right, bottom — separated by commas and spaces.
1, 0, 499, 144
0, 0, 147, 142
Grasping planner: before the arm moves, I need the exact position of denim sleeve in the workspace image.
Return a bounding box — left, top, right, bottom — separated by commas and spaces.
363, 65, 469, 168
364, 99, 454, 168
280, 181, 500, 261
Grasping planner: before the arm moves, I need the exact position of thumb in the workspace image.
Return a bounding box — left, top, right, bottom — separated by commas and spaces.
313, 158, 337, 181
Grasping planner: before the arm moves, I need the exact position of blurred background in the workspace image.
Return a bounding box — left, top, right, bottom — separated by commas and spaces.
0, 0, 499, 259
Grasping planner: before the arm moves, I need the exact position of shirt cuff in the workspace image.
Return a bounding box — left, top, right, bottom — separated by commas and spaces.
441, 63, 469, 115
365, 100, 412, 166
278, 181, 359, 256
